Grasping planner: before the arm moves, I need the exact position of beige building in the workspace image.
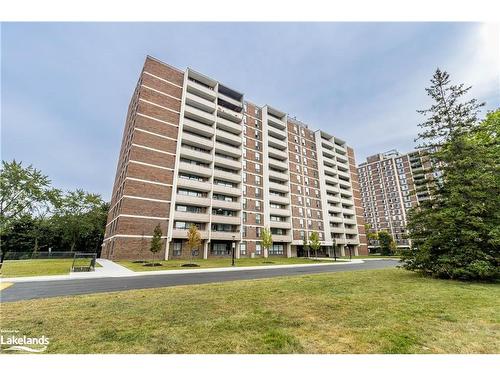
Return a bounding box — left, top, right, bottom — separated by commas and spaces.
101, 56, 367, 260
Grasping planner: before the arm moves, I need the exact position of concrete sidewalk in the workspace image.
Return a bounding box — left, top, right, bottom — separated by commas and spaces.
0, 258, 363, 283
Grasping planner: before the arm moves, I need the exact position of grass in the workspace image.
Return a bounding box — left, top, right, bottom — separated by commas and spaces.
118, 257, 343, 272
0, 259, 101, 278
1, 269, 498, 354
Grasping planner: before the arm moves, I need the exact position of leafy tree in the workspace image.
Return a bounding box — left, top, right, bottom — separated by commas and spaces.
378, 231, 396, 256
365, 224, 378, 242
0, 160, 59, 234
309, 231, 321, 258
402, 69, 499, 281
186, 224, 201, 261
260, 227, 273, 258
149, 223, 163, 265
52, 190, 105, 252
302, 233, 310, 257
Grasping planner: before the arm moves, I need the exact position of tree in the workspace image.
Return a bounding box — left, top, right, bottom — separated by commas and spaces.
0, 160, 59, 235
302, 233, 310, 257
378, 231, 396, 256
260, 227, 273, 258
186, 224, 201, 261
365, 224, 378, 242
402, 69, 499, 281
52, 190, 106, 252
149, 223, 163, 265
309, 231, 321, 258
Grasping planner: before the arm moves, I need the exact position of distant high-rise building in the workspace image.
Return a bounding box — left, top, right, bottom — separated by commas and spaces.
101, 56, 367, 260
357, 149, 436, 249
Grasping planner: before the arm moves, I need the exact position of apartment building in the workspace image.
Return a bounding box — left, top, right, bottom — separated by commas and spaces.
357, 149, 435, 249
101, 56, 367, 260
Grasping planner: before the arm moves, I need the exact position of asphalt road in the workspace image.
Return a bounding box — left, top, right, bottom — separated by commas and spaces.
1, 259, 399, 303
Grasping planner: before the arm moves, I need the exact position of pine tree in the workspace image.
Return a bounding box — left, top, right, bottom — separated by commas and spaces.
402, 69, 499, 281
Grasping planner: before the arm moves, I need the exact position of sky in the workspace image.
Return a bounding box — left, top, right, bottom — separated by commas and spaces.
1, 22, 499, 201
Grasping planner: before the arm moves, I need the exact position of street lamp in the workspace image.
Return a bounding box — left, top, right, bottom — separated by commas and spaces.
231, 235, 236, 267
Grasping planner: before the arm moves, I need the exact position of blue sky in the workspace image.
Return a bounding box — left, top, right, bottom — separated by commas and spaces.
2, 23, 499, 200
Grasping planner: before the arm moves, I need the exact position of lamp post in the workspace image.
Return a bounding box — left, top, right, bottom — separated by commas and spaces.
333, 239, 337, 262
231, 235, 236, 267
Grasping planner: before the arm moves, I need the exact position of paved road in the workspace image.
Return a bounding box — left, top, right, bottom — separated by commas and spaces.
1, 259, 399, 303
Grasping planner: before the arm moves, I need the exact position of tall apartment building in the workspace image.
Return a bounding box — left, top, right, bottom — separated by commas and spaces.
357, 149, 435, 249
101, 56, 367, 260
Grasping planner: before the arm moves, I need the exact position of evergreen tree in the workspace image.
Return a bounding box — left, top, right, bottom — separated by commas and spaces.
402, 69, 499, 280
378, 231, 396, 256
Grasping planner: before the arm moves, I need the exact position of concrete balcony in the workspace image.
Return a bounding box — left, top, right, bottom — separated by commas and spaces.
336, 155, 349, 165
179, 147, 212, 164
216, 116, 242, 135
215, 142, 242, 158
341, 206, 356, 215
346, 238, 360, 245
178, 162, 213, 178
182, 131, 213, 150
216, 129, 242, 146
187, 79, 216, 101
268, 158, 288, 171
272, 234, 292, 242
337, 168, 350, 178
217, 106, 243, 124
214, 155, 241, 170
268, 147, 288, 161
325, 184, 338, 194
326, 194, 340, 204
329, 216, 343, 224
211, 215, 241, 225
177, 177, 211, 192
327, 205, 342, 213
322, 149, 335, 161
325, 175, 340, 185
323, 165, 337, 176
335, 146, 347, 156
211, 231, 241, 241
268, 136, 287, 150
344, 227, 359, 235
182, 117, 214, 138
185, 92, 216, 113
212, 183, 241, 197
267, 116, 286, 130
184, 104, 216, 125
334, 237, 347, 245
343, 217, 357, 225
268, 126, 287, 140
269, 181, 289, 193
330, 226, 345, 233
340, 197, 354, 206
172, 229, 209, 239
218, 92, 243, 109
270, 220, 291, 229
270, 207, 290, 217
269, 194, 289, 205
175, 194, 211, 207
174, 211, 210, 223
211, 199, 241, 211
269, 169, 289, 182
213, 169, 241, 183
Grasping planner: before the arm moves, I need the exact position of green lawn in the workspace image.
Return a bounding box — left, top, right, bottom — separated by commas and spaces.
0, 259, 101, 278
2, 269, 498, 354
118, 257, 343, 272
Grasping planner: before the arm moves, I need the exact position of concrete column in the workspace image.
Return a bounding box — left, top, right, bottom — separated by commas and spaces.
236, 241, 241, 259
264, 247, 268, 258
340, 246, 345, 257
354, 246, 359, 256
203, 241, 208, 259
286, 243, 292, 258
164, 240, 170, 260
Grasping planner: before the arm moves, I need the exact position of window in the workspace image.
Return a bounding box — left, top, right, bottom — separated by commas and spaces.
255, 188, 261, 198
173, 241, 182, 257
243, 172, 247, 183
243, 212, 247, 223
255, 176, 261, 185
255, 164, 261, 172
256, 214, 261, 224
256, 227, 261, 237
269, 243, 284, 255
255, 243, 262, 255
211, 243, 230, 256
240, 242, 247, 255
256, 200, 261, 210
